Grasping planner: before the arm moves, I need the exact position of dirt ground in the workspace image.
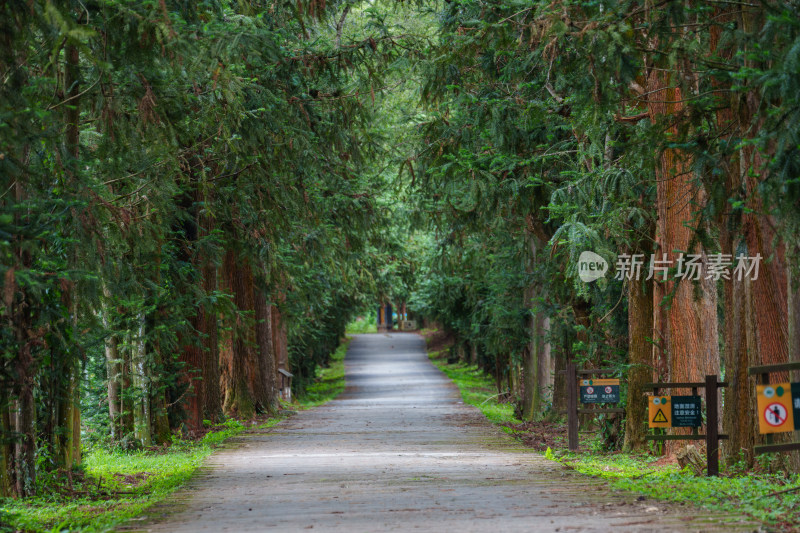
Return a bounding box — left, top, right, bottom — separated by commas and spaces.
129, 333, 759, 532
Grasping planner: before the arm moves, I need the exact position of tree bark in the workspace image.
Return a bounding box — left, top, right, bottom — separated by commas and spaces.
272, 301, 289, 374
132, 315, 152, 447
54, 42, 82, 470
254, 289, 278, 414
201, 259, 221, 421
0, 396, 12, 497
102, 287, 122, 440
623, 276, 653, 452
646, 74, 720, 455
220, 249, 257, 418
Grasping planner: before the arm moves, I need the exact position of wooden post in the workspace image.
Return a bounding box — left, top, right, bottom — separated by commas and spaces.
567, 362, 578, 451
705, 374, 719, 476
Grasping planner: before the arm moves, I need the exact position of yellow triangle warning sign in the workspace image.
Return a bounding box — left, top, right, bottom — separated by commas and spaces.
648, 396, 671, 428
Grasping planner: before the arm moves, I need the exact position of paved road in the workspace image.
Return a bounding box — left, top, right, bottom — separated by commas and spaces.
136, 333, 756, 532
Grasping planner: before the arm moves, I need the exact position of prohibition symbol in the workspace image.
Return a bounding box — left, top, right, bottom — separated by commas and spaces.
585, 386, 594, 395
652, 409, 668, 424
764, 403, 788, 427
604, 386, 613, 394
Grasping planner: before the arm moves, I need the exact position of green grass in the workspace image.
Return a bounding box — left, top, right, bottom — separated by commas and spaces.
297, 337, 350, 408
427, 349, 521, 425
548, 450, 800, 529
345, 314, 377, 334
0, 419, 254, 533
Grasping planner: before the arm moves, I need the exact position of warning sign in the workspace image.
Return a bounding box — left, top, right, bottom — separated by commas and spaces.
756, 383, 794, 434
579, 378, 620, 404
648, 396, 671, 428
671, 395, 702, 428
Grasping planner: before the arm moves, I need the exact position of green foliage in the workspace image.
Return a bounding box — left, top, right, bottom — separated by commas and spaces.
345, 313, 378, 334
296, 338, 350, 408
546, 452, 800, 529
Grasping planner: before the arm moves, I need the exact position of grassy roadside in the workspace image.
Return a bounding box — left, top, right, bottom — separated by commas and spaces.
0, 338, 352, 533
0, 418, 278, 533
423, 329, 800, 531
297, 337, 351, 408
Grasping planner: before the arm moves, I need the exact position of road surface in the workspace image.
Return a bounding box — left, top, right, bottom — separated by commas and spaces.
133, 333, 756, 532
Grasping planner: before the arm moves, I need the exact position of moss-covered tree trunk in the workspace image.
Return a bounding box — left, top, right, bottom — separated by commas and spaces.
132, 315, 152, 447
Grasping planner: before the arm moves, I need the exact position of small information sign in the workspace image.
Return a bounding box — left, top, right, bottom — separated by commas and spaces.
671, 395, 702, 427
648, 396, 671, 428
579, 378, 620, 404
756, 383, 794, 434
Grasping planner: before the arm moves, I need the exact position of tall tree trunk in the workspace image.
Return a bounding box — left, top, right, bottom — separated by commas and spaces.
150, 334, 172, 445
54, 42, 82, 470
647, 75, 720, 455
12, 180, 35, 496
179, 314, 204, 432
201, 259, 221, 421
132, 315, 152, 447
536, 317, 552, 407
0, 395, 12, 497
623, 276, 653, 452
272, 301, 289, 374
103, 293, 121, 440
522, 232, 540, 420
548, 326, 569, 420
254, 288, 278, 414
220, 249, 257, 418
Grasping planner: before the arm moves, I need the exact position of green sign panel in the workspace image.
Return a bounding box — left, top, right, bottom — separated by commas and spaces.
671, 395, 702, 428
579, 379, 620, 404
792, 383, 800, 431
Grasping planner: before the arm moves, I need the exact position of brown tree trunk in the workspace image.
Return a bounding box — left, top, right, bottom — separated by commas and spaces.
272, 301, 289, 374
201, 259, 221, 421
178, 313, 204, 432
54, 42, 82, 470
623, 276, 653, 452
548, 326, 569, 420
102, 288, 122, 440
254, 288, 278, 414
220, 249, 257, 418
647, 74, 720, 455
11, 181, 35, 496
0, 396, 12, 496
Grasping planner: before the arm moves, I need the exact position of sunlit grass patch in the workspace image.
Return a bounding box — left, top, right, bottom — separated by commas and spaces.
345, 314, 377, 334
297, 338, 350, 408
428, 349, 521, 425
0, 419, 252, 532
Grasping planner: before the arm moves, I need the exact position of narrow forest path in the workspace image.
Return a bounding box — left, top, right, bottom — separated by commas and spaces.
133, 334, 754, 532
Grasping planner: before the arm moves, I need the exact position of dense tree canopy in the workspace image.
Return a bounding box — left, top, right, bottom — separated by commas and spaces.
2, 0, 800, 500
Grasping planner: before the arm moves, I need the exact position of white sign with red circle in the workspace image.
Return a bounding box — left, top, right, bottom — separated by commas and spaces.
604, 386, 613, 394
585, 386, 594, 395
764, 403, 788, 427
